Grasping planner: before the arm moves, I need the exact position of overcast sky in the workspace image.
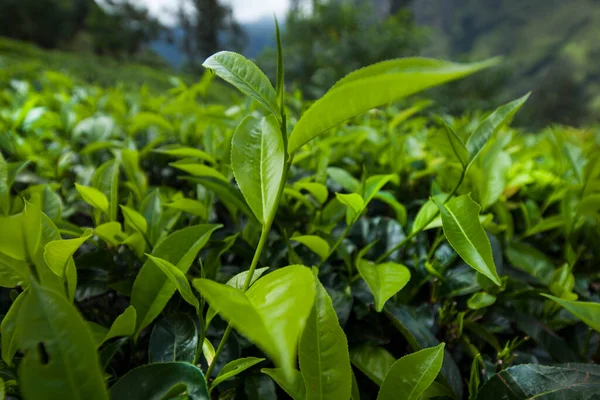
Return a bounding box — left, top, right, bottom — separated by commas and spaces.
136, 0, 291, 24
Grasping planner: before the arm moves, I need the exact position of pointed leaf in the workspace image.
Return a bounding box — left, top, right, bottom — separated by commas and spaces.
110, 362, 209, 400
299, 278, 352, 399
146, 254, 199, 311
17, 281, 109, 400
213, 357, 265, 388
120, 205, 147, 234
377, 344, 445, 400
442, 121, 469, 168
101, 306, 136, 345
542, 294, 600, 333
262, 368, 306, 400
149, 313, 198, 363
203, 51, 279, 119
193, 265, 315, 380
433, 194, 501, 285
477, 363, 600, 400
291, 235, 330, 260
187, 177, 258, 223
357, 260, 411, 312
75, 183, 109, 215
231, 115, 285, 225
350, 345, 396, 386
466, 94, 529, 169
166, 198, 209, 219
43, 229, 92, 276
172, 163, 228, 182
288, 58, 497, 153
131, 224, 221, 337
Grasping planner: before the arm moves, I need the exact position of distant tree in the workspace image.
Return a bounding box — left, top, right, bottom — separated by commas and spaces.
87, 0, 164, 57
177, 0, 247, 71
260, 0, 423, 97
0, 0, 83, 48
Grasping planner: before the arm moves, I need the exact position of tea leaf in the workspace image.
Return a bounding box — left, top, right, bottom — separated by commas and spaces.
299, 278, 352, 399
110, 362, 209, 400
477, 363, 600, 399
131, 224, 221, 337
18, 281, 109, 400
357, 260, 411, 312
288, 58, 497, 153
465, 94, 529, 169
101, 306, 136, 345
149, 313, 198, 363
350, 345, 396, 386
213, 357, 265, 388
43, 229, 92, 276
193, 265, 315, 380
75, 183, 109, 215
542, 294, 600, 333
120, 205, 148, 234
262, 368, 306, 400
231, 115, 285, 225
433, 194, 501, 285
291, 235, 330, 260
146, 254, 199, 312
203, 51, 279, 119
377, 344, 445, 400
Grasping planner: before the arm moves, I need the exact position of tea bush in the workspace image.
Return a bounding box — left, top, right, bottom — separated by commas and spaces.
0, 30, 599, 400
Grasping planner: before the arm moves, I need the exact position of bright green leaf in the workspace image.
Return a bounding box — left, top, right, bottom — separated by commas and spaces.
542, 294, 600, 333
299, 278, 352, 399
433, 194, 501, 285
262, 368, 306, 400
43, 229, 92, 277
75, 183, 109, 215
357, 260, 411, 312
193, 265, 315, 380
377, 344, 445, 400
291, 235, 330, 260
231, 115, 285, 225
350, 345, 396, 386
213, 357, 265, 388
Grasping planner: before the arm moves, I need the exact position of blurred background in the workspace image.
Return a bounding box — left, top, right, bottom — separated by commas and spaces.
1, 0, 599, 128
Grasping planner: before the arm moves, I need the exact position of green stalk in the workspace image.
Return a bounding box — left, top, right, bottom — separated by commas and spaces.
206, 107, 291, 385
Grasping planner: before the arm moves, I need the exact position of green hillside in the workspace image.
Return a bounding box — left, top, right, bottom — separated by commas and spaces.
412, 0, 600, 125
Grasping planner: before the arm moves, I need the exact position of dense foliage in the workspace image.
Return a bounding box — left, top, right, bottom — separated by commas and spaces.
0, 29, 599, 400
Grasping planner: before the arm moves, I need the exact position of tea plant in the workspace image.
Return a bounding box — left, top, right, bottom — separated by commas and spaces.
0, 26, 599, 400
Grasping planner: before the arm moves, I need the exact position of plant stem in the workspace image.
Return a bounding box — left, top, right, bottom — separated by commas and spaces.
375, 169, 466, 263
206, 117, 292, 384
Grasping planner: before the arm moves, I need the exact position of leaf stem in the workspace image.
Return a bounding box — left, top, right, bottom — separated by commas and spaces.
206, 115, 291, 384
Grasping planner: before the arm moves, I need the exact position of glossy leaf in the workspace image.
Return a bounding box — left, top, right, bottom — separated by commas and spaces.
465, 94, 529, 169
357, 260, 411, 312
92, 158, 119, 222
43, 229, 92, 276
187, 177, 257, 223
203, 51, 280, 119
442, 121, 469, 168
155, 146, 216, 164
212, 357, 265, 388
75, 183, 108, 215
1, 289, 29, 365
231, 115, 285, 225
336, 193, 364, 224
149, 313, 198, 363
477, 363, 600, 399
120, 205, 147, 234
291, 235, 330, 260
171, 163, 228, 182
166, 198, 208, 219
193, 265, 315, 380
467, 292, 497, 310
262, 368, 306, 400
101, 305, 136, 345
146, 254, 199, 311
350, 345, 396, 386
377, 344, 445, 400
542, 294, 600, 332
434, 194, 501, 285
288, 58, 497, 153
18, 281, 109, 400
131, 224, 221, 338
110, 362, 209, 400
299, 278, 352, 399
